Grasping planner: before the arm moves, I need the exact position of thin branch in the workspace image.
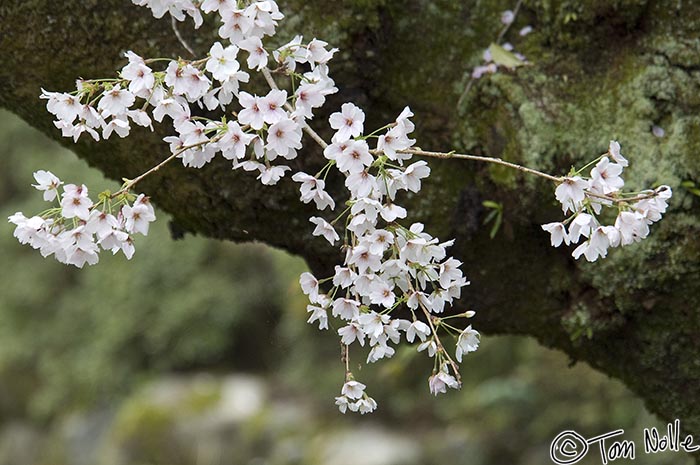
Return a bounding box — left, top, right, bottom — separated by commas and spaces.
171, 16, 196, 57
458, 0, 524, 108
401, 148, 563, 183
112, 139, 215, 198
342, 343, 350, 382
496, 0, 524, 45
584, 190, 658, 204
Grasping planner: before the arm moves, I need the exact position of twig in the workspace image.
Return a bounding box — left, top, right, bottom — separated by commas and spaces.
400, 148, 563, 183
496, 0, 524, 45
342, 343, 350, 381
112, 138, 216, 197
584, 190, 658, 204
171, 16, 196, 57
457, 0, 524, 108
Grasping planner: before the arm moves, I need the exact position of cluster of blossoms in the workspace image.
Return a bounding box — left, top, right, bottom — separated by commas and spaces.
298, 102, 482, 411
9, 0, 672, 413
40, 0, 337, 184
9, 171, 154, 267
543, 141, 672, 262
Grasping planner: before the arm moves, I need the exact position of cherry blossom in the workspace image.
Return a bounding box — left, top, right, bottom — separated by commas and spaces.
329, 103, 365, 142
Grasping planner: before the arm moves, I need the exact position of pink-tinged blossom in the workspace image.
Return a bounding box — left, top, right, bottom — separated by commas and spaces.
128, 110, 153, 129
32, 170, 62, 202
568, 213, 596, 243
306, 305, 328, 330
245, 1, 284, 38
403, 161, 430, 192
355, 397, 378, 414
456, 325, 480, 362
608, 140, 629, 167
206, 42, 241, 82
379, 202, 407, 222
219, 121, 253, 160
258, 165, 290, 185
153, 96, 189, 123
359, 311, 390, 339
201, 0, 237, 15
299, 271, 320, 302
41, 90, 81, 123
368, 280, 396, 308
332, 298, 360, 320
165, 62, 211, 101
541, 222, 570, 247
237, 91, 265, 130
97, 86, 135, 118
329, 103, 365, 142
307, 39, 338, 66
122, 195, 156, 236
310, 216, 339, 245
555, 176, 589, 213
336, 140, 373, 174
418, 339, 438, 357
572, 226, 612, 262
239, 36, 269, 70
429, 365, 460, 395
266, 118, 301, 159
349, 245, 382, 274
60, 184, 93, 220
341, 380, 366, 400
259, 89, 288, 124
332, 266, 356, 288
590, 157, 624, 194
345, 171, 377, 199
338, 322, 365, 346
86, 210, 120, 239
615, 211, 649, 245
8, 213, 47, 246
121, 51, 155, 97
218, 8, 253, 43
406, 320, 431, 343
102, 117, 131, 139
291, 172, 335, 210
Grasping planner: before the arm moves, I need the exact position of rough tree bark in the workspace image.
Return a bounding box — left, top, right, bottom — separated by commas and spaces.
2, 0, 700, 442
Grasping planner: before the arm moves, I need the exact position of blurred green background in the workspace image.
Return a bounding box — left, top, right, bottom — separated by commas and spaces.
0, 109, 691, 465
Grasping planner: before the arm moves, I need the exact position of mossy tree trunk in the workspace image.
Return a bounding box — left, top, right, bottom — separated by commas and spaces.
2, 0, 700, 442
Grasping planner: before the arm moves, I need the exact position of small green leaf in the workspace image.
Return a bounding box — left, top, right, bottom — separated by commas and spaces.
488, 43, 525, 69
482, 200, 504, 239
483, 209, 498, 225
489, 213, 502, 239
681, 180, 700, 197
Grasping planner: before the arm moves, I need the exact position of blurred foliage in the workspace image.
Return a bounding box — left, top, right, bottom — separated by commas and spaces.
0, 110, 692, 464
